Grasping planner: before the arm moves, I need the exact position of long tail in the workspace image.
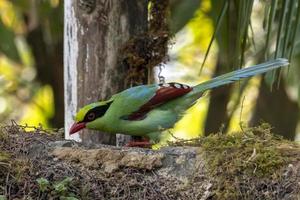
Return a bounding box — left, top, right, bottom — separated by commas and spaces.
193, 58, 289, 93
166, 58, 289, 113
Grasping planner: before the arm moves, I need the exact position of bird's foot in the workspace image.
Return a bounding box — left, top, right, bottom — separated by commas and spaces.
125, 139, 151, 148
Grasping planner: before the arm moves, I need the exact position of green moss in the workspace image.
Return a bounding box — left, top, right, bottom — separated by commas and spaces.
202, 136, 284, 177
171, 124, 300, 199
202, 125, 297, 198
120, 0, 170, 86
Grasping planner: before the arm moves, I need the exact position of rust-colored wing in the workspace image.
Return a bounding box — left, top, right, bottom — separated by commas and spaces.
123, 82, 192, 120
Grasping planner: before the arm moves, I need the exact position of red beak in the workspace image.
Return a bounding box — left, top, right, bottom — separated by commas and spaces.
69, 122, 86, 135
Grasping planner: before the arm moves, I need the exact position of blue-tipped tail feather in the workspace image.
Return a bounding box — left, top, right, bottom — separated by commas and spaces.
194, 58, 289, 92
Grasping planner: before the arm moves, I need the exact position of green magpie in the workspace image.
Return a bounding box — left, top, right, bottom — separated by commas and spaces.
70, 58, 288, 146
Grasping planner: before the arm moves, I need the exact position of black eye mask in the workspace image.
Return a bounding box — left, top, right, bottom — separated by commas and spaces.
83, 101, 113, 122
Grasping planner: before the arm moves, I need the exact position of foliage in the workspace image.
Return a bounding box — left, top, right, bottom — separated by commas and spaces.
37, 177, 79, 199
165, 0, 300, 139
0, 0, 61, 128
169, 0, 201, 33
37, 178, 49, 192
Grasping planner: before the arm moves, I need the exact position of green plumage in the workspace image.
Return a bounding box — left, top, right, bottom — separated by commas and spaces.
73, 58, 288, 142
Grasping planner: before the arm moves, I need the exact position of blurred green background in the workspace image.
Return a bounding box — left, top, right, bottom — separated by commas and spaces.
0, 0, 62, 128
0, 0, 300, 140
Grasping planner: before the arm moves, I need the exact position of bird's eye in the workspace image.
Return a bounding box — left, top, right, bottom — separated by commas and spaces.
87, 112, 96, 121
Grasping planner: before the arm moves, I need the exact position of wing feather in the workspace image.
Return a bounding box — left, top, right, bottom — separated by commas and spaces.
113, 83, 192, 120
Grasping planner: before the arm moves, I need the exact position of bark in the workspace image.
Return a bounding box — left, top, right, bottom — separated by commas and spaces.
250, 79, 299, 140
64, 0, 148, 144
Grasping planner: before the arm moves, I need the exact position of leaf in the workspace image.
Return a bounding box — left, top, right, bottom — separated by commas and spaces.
199, 0, 228, 74
169, 0, 201, 33
0, 20, 20, 63
37, 177, 50, 192
54, 177, 73, 193
288, 0, 300, 59
264, 0, 278, 59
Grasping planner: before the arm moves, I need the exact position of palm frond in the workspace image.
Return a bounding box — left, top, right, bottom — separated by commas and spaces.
199, 0, 228, 75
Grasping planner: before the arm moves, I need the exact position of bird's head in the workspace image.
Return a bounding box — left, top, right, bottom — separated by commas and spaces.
69, 100, 113, 135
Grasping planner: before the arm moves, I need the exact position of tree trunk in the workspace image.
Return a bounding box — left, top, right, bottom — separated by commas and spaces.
25, 2, 64, 128
204, 1, 238, 135
250, 79, 299, 140
204, 57, 232, 135
64, 0, 148, 144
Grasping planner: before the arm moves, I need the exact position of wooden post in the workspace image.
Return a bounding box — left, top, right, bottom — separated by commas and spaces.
64, 0, 148, 144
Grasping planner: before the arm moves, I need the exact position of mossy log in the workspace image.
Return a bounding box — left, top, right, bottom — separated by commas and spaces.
0, 124, 299, 200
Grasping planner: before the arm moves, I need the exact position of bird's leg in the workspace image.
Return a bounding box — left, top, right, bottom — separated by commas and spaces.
125, 137, 151, 148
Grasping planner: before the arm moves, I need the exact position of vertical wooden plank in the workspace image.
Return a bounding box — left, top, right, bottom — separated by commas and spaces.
64, 0, 80, 142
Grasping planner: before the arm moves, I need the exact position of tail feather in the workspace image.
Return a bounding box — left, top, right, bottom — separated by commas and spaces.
193, 58, 289, 93
164, 58, 289, 113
